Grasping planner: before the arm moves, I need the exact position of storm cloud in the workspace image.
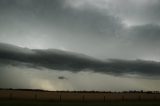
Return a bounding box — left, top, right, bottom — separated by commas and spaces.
0, 43, 160, 77
0, 0, 160, 60
1, 0, 160, 90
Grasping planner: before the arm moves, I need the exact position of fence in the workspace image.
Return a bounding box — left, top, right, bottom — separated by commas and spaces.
0, 90, 160, 102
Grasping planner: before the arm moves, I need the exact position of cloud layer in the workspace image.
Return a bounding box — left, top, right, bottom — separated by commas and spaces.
1, 59, 160, 91
0, 0, 160, 61
1, 0, 160, 90
1, 43, 160, 77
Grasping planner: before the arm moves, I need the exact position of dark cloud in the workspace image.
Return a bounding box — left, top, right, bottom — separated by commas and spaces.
0, 43, 105, 71
127, 24, 160, 42
0, 0, 123, 58
1, 43, 160, 77
0, 0, 160, 91
0, 0, 121, 36
102, 0, 160, 25
58, 76, 67, 80
120, 24, 160, 60
0, 0, 160, 61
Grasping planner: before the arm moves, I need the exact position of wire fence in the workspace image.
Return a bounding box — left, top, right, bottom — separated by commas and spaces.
0, 90, 160, 102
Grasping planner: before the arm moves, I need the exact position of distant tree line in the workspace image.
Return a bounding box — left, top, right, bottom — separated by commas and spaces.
0, 88, 160, 94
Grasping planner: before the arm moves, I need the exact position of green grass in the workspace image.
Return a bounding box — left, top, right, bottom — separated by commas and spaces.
0, 100, 160, 106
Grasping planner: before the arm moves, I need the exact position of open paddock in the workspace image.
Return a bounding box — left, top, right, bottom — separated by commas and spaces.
0, 90, 160, 102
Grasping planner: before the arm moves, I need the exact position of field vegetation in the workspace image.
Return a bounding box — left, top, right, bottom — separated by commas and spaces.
0, 89, 160, 102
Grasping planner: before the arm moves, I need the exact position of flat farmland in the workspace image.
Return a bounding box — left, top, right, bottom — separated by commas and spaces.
0, 89, 160, 104
1, 90, 160, 102
1, 100, 160, 106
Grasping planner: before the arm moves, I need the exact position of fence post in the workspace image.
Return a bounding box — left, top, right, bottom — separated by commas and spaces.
154, 95, 157, 101
104, 95, 106, 102
122, 95, 125, 101
9, 92, 12, 100
139, 95, 141, 101
34, 93, 37, 101
59, 94, 61, 102
82, 95, 85, 102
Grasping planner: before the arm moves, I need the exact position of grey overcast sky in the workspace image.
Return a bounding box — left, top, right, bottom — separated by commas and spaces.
1, 0, 160, 91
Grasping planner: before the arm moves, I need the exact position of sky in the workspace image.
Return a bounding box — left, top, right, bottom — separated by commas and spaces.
0, 0, 160, 91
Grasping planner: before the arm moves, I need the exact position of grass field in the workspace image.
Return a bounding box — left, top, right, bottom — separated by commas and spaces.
1, 90, 160, 106
1, 100, 160, 106
1, 89, 160, 102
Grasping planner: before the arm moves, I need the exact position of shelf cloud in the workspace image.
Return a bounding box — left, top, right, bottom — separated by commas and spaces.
0, 43, 160, 77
